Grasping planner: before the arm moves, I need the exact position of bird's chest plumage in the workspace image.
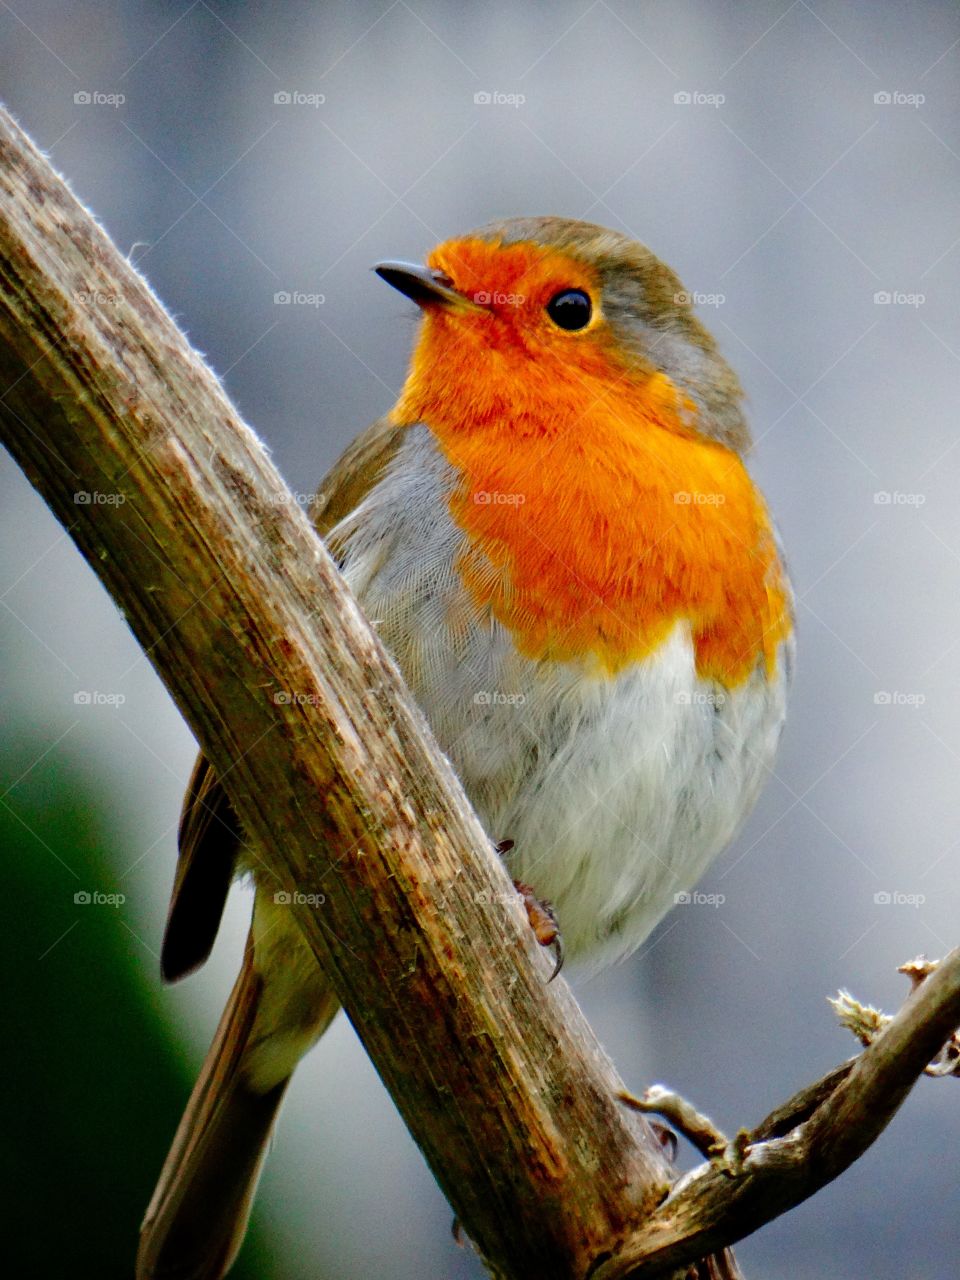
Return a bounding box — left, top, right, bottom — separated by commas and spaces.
330, 425, 792, 968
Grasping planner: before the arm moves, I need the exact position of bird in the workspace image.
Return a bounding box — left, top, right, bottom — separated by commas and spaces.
137, 216, 793, 1279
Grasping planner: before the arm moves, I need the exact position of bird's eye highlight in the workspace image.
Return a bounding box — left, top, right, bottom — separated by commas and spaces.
546, 288, 592, 331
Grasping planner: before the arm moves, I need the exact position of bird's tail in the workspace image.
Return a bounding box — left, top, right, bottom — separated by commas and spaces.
136, 939, 338, 1279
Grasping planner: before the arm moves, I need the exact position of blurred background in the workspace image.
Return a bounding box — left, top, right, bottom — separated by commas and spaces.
2, 2, 959, 1276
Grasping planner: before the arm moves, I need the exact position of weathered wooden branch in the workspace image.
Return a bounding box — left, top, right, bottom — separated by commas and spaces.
1, 103, 958, 1280
603, 947, 960, 1277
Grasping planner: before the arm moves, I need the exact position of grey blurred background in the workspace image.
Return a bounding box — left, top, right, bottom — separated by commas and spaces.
2, 2, 959, 1277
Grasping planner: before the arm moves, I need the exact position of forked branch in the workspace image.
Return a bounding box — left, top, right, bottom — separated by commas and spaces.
604, 949, 960, 1277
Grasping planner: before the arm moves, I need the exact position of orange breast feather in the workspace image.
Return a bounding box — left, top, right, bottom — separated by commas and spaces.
392, 288, 790, 688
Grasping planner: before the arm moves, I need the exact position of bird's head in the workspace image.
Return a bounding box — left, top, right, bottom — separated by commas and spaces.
377, 216, 747, 453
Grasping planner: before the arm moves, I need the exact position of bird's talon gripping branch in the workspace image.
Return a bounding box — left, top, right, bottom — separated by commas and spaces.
618, 1084, 729, 1158
513, 879, 564, 981
493, 841, 565, 980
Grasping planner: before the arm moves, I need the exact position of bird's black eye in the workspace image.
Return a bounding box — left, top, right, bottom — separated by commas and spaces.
546, 288, 592, 331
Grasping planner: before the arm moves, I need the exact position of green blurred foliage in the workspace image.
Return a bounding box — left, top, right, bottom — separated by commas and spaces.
0, 730, 279, 1279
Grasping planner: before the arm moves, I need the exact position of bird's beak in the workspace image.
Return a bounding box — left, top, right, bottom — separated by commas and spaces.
374, 260, 485, 312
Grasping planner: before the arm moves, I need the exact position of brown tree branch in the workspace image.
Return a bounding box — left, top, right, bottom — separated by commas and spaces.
1, 102, 959, 1280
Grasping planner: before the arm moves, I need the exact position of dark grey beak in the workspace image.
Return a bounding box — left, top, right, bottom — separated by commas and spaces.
374, 260, 484, 312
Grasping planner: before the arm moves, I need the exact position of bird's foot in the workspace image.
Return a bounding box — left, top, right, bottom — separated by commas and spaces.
492, 839, 564, 980
513, 878, 564, 981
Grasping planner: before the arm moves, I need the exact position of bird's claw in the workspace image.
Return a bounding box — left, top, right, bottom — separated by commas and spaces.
492, 840, 564, 981
513, 878, 564, 981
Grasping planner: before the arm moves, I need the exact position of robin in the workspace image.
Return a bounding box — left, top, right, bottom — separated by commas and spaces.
137, 216, 793, 1279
